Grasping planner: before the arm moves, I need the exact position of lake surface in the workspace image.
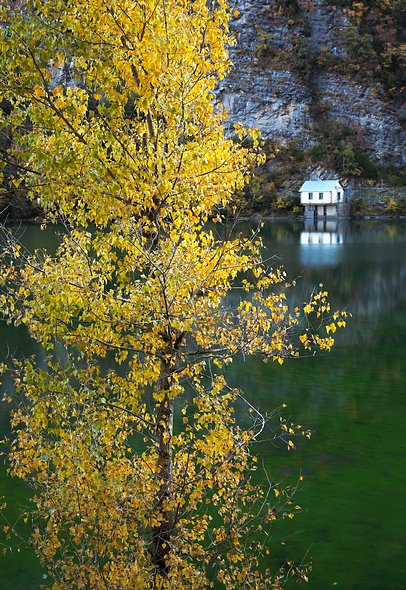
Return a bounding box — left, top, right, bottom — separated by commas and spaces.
1, 219, 406, 590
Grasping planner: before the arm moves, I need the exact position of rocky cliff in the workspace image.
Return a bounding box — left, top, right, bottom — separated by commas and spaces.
220, 0, 406, 168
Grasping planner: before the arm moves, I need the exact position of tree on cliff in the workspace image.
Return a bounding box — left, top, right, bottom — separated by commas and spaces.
0, 0, 346, 588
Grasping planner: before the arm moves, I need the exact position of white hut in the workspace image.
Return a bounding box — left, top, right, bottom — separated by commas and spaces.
299, 179, 346, 218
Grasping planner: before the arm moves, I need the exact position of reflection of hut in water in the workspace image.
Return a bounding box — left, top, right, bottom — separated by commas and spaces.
300, 180, 350, 220
300, 219, 351, 266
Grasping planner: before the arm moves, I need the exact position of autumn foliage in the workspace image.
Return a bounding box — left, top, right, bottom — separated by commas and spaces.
0, 0, 346, 588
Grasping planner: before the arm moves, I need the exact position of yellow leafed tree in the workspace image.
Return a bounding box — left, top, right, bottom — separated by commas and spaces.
0, 0, 347, 588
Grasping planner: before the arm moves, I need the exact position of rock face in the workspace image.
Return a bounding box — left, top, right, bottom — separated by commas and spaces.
315, 73, 405, 163
221, 0, 406, 165
219, 68, 312, 139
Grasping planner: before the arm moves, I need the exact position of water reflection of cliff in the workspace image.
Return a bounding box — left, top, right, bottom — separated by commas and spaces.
299, 221, 406, 321
254, 220, 406, 345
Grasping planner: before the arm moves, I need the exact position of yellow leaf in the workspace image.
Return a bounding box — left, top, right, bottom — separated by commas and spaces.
33, 84, 45, 99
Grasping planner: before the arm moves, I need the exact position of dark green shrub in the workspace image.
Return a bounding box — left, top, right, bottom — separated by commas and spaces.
291, 38, 318, 82
309, 144, 326, 162
254, 29, 274, 59
344, 27, 376, 66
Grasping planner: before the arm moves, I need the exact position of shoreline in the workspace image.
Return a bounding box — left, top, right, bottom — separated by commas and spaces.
225, 213, 406, 223
2, 213, 406, 225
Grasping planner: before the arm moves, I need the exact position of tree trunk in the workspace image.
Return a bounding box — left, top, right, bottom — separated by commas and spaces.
151, 357, 175, 583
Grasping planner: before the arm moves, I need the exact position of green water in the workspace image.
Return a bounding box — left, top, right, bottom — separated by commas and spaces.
1, 220, 406, 589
